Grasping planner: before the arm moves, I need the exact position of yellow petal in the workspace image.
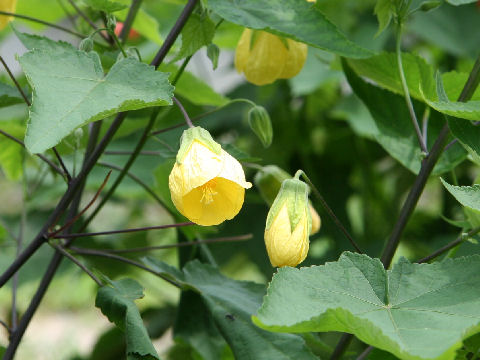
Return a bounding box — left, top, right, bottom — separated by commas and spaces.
0, 0, 17, 30
181, 178, 245, 226
308, 203, 321, 235
265, 204, 309, 267
218, 149, 252, 189
279, 39, 308, 79
234, 28, 252, 73
244, 31, 288, 86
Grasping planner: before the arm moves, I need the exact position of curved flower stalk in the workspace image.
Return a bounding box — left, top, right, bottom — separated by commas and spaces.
169, 127, 252, 226
264, 176, 311, 267
0, 0, 17, 30
235, 29, 308, 86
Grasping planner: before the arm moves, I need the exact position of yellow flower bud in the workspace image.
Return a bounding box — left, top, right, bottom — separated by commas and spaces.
264, 178, 311, 267
0, 0, 17, 30
235, 29, 307, 86
309, 203, 321, 235
169, 127, 252, 226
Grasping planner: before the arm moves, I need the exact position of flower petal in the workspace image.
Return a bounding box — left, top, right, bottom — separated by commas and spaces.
279, 39, 308, 79
234, 28, 252, 73
217, 149, 252, 189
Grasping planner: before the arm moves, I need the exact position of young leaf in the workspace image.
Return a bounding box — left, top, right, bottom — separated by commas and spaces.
144, 258, 319, 360
0, 83, 25, 108
207, 0, 372, 58
254, 252, 480, 360
441, 178, 480, 212
19, 48, 173, 153
374, 0, 393, 36
95, 278, 159, 360
173, 13, 215, 62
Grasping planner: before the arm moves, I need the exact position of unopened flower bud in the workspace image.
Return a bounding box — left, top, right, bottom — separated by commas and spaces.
106, 14, 117, 31
248, 105, 273, 148
207, 43, 220, 70
79, 37, 94, 52
264, 177, 311, 267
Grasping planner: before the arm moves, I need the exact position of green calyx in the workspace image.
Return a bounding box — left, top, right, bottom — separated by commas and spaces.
254, 165, 291, 206
176, 126, 222, 164
266, 178, 311, 232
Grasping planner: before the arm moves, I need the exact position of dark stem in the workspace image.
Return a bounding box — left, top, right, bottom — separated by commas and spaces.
97, 161, 166, 206
51, 147, 72, 183
49, 242, 103, 286
0, 130, 65, 177
0, 56, 30, 106
330, 333, 354, 360
0, 319, 10, 335
301, 173, 363, 253
0, 11, 85, 38
119, 0, 142, 43
173, 96, 194, 128
89, 234, 253, 254
356, 346, 373, 360
71, 247, 183, 288
53, 222, 193, 239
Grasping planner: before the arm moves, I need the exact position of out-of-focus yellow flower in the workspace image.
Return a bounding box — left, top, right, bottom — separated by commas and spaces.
264, 178, 311, 267
169, 127, 252, 226
235, 29, 307, 86
309, 203, 321, 235
0, 0, 17, 30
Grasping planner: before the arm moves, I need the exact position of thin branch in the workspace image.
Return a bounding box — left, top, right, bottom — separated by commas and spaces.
48, 170, 112, 237
301, 173, 363, 254
65, 0, 110, 43
356, 346, 373, 360
421, 106, 430, 145
330, 333, 354, 360
396, 26, 428, 154
0, 319, 10, 335
0, 130, 65, 177
119, 0, 142, 43
71, 246, 183, 288
53, 222, 193, 239
91, 234, 253, 254
97, 161, 166, 206
173, 96, 194, 128
0, 56, 30, 106
49, 242, 103, 286
51, 147, 72, 183
0, 11, 85, 38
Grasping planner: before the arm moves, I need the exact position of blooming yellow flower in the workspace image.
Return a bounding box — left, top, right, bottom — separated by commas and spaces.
169, 127, 252, 226
235, 29, 307, 86
0, 0, 17, 30
264, 178, 311, 267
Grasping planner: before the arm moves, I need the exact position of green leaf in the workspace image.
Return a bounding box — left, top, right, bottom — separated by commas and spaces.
82, 0, 127, 12
161, 64, 229, 107
374, 0, 393, 36
95, 278, 159, 360
144, 258, 319, 360
342, 59, 466, 175
348, 52, 436, 102
0, 122, 24, 180
14, 28, 76, 52
424, 99, 480, 121
19, 48, 173, 153
254, 252, 480, 360
448, 118, 480, 164
446, 0, 477, 5
0, 83, 25, 108
441, 178, 480, 212
207, 0, 372, 58
173, 13, 215, 61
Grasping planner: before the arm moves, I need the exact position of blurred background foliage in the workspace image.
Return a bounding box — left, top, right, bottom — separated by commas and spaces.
0, 0, 480, 359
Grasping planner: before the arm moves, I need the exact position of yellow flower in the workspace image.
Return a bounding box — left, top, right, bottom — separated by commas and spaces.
264, 178, 311, 267
235, 29, 307, 86
169, 127, 252, 226
0, 0, 17, 30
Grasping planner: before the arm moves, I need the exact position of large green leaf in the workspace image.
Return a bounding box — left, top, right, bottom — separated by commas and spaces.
143, 258, 319, 360
14, 28, 76, 52
207, 0, 372, 58
19, 48, 173, 153
172, 13, 215, 62
254, 252, 480, 360
424, 99, 480, 122
343, 59, 466, 175
95, 278, 159, 360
